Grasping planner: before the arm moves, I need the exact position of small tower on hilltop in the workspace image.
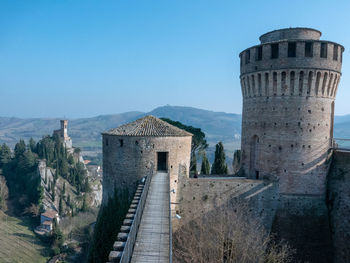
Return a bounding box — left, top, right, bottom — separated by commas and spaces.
60, 120, 69, 140
53, 120, 73, 149
239, 28, 344, 196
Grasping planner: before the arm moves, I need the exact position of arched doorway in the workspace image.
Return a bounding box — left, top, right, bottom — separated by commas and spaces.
250, 135, 259, 179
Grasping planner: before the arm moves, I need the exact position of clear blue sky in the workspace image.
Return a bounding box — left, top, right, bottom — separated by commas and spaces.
1, 0, 349, 118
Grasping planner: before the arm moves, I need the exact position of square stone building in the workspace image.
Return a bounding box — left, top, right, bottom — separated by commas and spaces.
102, 115, 192, 204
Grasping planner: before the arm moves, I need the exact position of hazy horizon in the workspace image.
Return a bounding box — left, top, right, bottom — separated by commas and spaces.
1, 104, 350, 119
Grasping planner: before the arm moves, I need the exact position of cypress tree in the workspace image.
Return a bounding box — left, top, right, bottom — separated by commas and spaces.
88, 187, 131, 263
211, 142, 228, 175
0, 144, 11, 168
232, 149, 242, 174
67, 194, 71, 207
58, 195, 63, 215
83, 177, 90, 193
200, 152, 210, 175
52, 181, 56, 202
14, 140, 26, 159
190, 152, 197, 176
62, 182, 66, 196
77, 184, 81, 196
81, 194, 88, 212
29, 138, 36, 153
44, 169, 48, 184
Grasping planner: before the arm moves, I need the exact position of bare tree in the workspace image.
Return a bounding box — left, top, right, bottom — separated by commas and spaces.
173, 201, 294, 263
24, 203, 40, 217
0, 176, 9, 211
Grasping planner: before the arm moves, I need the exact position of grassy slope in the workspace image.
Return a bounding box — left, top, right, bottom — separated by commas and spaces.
0, 211, 50, 263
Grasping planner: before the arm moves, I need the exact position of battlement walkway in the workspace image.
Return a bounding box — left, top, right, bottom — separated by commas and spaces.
130, 171, 171, 263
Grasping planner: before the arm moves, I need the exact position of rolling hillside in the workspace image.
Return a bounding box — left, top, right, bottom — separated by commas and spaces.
0, 211, 50, 263
0, 105, 349, 162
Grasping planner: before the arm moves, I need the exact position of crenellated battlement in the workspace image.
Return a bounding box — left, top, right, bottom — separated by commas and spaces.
241, 69, 340, 99
240, 32, 344, 76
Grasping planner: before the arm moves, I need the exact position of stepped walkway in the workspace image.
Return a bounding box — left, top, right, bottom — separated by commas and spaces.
130, 171, 171, 263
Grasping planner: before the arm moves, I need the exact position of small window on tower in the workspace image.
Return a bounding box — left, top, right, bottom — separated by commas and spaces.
245, 50, 250, 64
320, 43, 327, 58
333, 44, 338, 61
105, 138, 109, 146
341, 50, 343, 62
255, 46, 262, 61
271, 43, 279, 59
119, 139, 124, 147
305, 42, 313, 57
288, 42, 296, 57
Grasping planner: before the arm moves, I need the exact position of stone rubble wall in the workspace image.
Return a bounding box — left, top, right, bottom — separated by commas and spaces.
327, 150, 350, 263
174, 177, 279, 232
102, 135, 191, 205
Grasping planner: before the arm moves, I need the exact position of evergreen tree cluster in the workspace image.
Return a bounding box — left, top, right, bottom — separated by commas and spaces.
36, 134, 89, 193
0, 134, 90, 212
51, 218, 65, 255
196, 142, 229, 176
160, 118, 208, 174
1, 140, 43, 208
160, 118, 229, 176
88, 188, 131, 263
0, 143, 11, 168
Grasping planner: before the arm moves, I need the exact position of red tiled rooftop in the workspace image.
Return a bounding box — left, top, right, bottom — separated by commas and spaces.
41, 210, 58, 219
102, 115, 193, 137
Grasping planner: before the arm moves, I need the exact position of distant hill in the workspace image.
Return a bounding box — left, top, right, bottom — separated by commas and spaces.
0, 111, 143, 149
149, 106, 241, 143
0, 106, 242, 149
0, 106, 349, 163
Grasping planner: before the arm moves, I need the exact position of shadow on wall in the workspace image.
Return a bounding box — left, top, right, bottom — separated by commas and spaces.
327, 150, 350, 263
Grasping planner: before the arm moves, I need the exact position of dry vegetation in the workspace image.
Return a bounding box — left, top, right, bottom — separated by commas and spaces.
173, 201, 294, 263
0, 211, 50, 263
0, 176, 8, 211
60, 208, 98, 240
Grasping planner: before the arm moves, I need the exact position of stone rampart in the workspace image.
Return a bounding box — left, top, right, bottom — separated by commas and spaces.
327, 150, 350, 263
174, 177, 279, 232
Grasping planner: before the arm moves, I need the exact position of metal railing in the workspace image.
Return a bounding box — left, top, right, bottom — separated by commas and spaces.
168, 173, 173, 263
119, 166, 154, 263
332, 138, 350, 151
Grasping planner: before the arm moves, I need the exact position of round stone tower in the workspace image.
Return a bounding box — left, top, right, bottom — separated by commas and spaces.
239, 28, 344, 195
102, 115, 192, 204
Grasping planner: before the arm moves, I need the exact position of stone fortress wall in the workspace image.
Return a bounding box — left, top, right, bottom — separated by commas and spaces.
327, 151, 350, 262
174, 177, 279, 232
239, 28, 344, 195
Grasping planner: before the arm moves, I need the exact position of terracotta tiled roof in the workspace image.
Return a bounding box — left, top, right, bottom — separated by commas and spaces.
41, 210, 58, 219
42, 220, 52, 225
102, 115, 193, 137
